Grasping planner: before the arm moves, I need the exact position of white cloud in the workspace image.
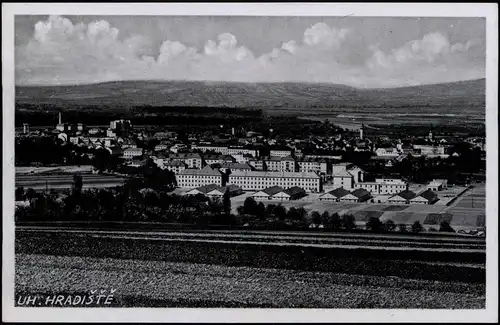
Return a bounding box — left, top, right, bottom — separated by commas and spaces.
15, 16, 484, 87
364, 32, 484, 86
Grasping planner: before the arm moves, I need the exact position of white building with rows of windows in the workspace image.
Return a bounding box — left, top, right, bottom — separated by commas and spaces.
228, 170, 321, 192
176, 166, 224, 188
354, 178, 408, 195
270, 149, 293, 158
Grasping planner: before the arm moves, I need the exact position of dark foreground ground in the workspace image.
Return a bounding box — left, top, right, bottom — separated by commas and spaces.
15, 228, 486, 308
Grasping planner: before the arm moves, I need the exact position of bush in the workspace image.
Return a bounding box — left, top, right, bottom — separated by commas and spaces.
342, 214, 356, 231
397, 224, 408, 233
439, 221, 455, 233
366, 217, 383, 233
384, 220, 396, 232
411, 221, 424, 233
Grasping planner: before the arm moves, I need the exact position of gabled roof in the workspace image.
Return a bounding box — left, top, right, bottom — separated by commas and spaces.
178, 165, 223, 176
220, 162, 253, 170
416, 189, 438, 202
167, 152, 203, 159
193, 184, 220, 194
351, 188, 371, 199
262, 186, 284, 196
328, 187, 350, 198
165, 160, 186, 167
284, 186, 306, 196
332, 170, 354, 178
392, 190, 417, 200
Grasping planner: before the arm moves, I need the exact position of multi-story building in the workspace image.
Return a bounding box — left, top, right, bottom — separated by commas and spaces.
413, 145, 449, 157
227, 147, 259, 158
228, 171, 321, 192
154, 143, 170, 151
270, 148, 293, 158
248, 158, 265, 171
110, 119, 132, 131
193, 145, 229, 155
122, 147, 143, 159
280, 156, 296, 172
120, 140, 137, 149
262, 156, 282, 171
203, 154, 235, 166
375, 147, 400, 157
297, 158, 328, 175
163, 160, 187, 174
330, 163, 365, 189
165, 153, 203, 169
176, 166, 224, 188
354, 178, 408, 195
220, 162, 254, 173
154, 131, 177, 140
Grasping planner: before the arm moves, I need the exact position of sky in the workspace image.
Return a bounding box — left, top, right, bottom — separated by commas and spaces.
14, 15, 486, 88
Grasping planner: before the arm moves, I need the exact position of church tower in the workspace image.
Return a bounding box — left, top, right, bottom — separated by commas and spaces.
359, 124, 365, 140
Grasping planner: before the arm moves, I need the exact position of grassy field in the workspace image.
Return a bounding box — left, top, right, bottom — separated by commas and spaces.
14, 226, 486, 308
229, 184, 485, 230
15, 254, 485, 308
15, 230, 485, 281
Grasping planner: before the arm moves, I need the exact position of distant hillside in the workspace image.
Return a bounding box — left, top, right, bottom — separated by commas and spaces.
15, 79, 485, 112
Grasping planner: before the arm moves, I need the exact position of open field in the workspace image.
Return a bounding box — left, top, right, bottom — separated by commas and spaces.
15, 254, 485, 308
14, 227, 485, 308
229, 184, 485, 229
15, 228, 485, 280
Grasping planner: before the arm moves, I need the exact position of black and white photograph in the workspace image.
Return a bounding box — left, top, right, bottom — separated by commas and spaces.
2, 3, 498, 323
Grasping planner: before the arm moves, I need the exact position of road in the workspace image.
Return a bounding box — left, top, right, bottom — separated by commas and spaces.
15, 174, 127, 190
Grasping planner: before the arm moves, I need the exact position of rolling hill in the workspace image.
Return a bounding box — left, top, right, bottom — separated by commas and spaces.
15, 79, 485, 113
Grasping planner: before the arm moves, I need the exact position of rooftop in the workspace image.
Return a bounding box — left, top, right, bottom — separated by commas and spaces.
261, 186, 285, 196
283, 186, 306, 196
327, 187, 350, 198
230, 170, 320, 179
392, 190, 417, 200
351, 188, 372, 199
178, 166, 223, 177
193, 184, 220, 194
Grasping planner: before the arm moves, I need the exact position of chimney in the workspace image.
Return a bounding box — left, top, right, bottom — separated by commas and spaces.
58, 112, 62, 125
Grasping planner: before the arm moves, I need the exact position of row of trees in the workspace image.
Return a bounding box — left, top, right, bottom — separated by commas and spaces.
16, 178, 456, 233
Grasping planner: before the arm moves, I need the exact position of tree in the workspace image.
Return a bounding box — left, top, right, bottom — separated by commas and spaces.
72, 175, 83, 196
439, 221, 455, 233
342, 214, 356, 231
222, 188, 231, 216
274, 204, 287, 221
266, 204, 277, 217
256, 202, 266, 220
397, 224, 408, 233
243, 197, 258, 216
296, 207, 308, 222
310, 211, 322, 225
321, 211, 330, 226
287, 207, 300, 221
384, 220, 396, 232
411, 220, 424, 233
236, 205, 245, 216
366, 217, 383, 233
15, 187, 25, 201
25, 188, 37, 204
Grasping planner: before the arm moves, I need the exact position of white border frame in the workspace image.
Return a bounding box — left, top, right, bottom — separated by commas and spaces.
2, 3, 498, 323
